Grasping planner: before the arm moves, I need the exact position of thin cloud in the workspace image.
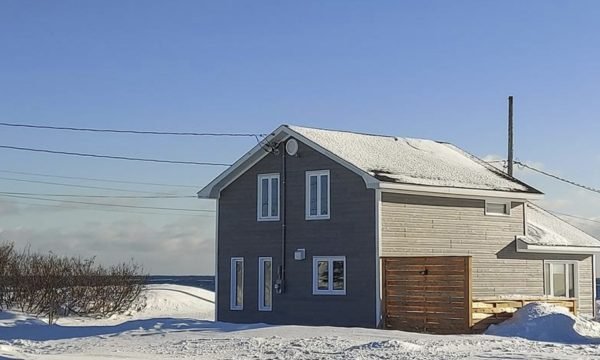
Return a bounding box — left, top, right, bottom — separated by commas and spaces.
0, 199, 20, 216
0, 216, 215, 275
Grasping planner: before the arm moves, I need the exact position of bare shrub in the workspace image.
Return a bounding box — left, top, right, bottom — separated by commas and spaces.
0, 242, 15, 309
0, 242, 146, 324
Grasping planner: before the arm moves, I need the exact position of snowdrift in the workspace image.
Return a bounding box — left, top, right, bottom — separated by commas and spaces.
1, 287, 600, 359
485, 302, 600, 344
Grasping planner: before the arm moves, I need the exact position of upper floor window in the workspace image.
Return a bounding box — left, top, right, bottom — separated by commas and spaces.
306, 170, 330, 220
544, 261, 577, 298
257, 174, 280, 221
485, 200, 510, 216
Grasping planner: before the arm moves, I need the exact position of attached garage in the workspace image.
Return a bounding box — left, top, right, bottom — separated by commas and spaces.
382, 256, 472, 334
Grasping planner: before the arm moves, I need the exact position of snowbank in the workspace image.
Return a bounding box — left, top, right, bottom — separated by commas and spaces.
53, 283, 215, 327
2, 286, 600, 359
127, 284, 215, 320
486, 302, 600, 344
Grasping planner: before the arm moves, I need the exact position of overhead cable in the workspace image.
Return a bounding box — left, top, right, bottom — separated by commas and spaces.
515, 161, 600, 195
0, 145, 232, 166
0, 194, 215, 212
0, 191, 195, 199
1, 198, 202, 217
550, 210, 600, 225
0, 169, 198, 188
0, 122, 265, 137
0, 176, 173, 194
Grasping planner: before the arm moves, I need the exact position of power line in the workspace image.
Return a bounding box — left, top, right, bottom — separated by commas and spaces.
0, 191, 196, 199
0, 198, 202, 217
0, 169, 199, 188
551, 210, 600, 225
0, 194, 214, 212
515, 161, 600, 195
0, 145, 232, 166
0, 176, 174, 194
0, 122, 265, 138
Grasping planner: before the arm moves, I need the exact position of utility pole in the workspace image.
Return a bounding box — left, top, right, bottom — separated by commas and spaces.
507, 96, 514, 177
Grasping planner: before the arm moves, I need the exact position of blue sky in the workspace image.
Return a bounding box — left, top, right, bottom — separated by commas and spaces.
0, 1, 599, 274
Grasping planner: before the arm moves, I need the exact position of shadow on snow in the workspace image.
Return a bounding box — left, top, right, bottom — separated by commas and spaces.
0, 317, 268, 342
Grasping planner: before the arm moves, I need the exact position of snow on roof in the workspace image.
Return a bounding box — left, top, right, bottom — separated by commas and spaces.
524, 203, 600, 247
288, 125, 539, 193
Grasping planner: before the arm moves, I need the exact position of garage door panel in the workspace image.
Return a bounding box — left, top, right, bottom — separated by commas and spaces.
383, 256, 472, 334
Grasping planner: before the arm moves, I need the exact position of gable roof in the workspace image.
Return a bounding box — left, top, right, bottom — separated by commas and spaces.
521, 203, 600, 249
198, 125, 543, 199
288, 125, 540, 194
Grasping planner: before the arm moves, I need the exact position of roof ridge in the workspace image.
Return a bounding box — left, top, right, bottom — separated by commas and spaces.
285, 124, 442, 143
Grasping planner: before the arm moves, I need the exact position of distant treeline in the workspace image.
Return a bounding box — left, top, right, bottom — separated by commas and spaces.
0, 242, 147, 324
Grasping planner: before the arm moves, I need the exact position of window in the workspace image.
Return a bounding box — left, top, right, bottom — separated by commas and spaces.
258, 257, 272, 311
312, 256, 346, 295
230, 257, 244, 310
306, 170, 330, 220
544, 261, 577, 298
485, 200, 511, 216
257, 174, 280, 221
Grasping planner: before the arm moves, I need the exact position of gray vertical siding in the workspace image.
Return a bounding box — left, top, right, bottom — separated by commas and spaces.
218, 140, 377, 327
381, 193, 594, 317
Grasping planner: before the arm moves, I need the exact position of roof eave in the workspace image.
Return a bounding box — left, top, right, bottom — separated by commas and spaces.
516, 238, 600, 255
377, 182, 544, 201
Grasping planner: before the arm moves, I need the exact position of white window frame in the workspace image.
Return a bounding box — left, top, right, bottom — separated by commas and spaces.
312, 256, 346, 295
544, 260, 578, 298
258, 257, 273, 312
305, 170, 330, 220
484, 199, 511, 216
257, 173, 280, 221
230, 257, 244, 310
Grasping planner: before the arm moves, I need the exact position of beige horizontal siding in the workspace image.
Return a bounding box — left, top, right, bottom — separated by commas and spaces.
381, 193, 594, 316
578, 256, 594, 316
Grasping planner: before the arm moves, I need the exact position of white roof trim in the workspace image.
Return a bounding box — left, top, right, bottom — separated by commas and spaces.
378, 182, 544, 201
516, 238, 600, 254
197, 125, 380, 199
197, 127, 282, 198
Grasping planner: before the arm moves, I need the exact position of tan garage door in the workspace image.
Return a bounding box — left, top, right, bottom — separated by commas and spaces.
383, 256, 472, 334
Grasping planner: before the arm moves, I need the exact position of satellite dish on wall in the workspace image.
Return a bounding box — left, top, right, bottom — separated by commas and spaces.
285, 139, 298, 156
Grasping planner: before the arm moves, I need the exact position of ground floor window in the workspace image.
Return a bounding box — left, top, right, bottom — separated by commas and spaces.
544, 261, 577, 298
312, 256, 346, 295
258, 257, 272, 311
230, 257, 244, 310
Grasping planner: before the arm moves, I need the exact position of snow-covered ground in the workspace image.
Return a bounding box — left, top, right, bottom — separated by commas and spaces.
1, 284, 599, 359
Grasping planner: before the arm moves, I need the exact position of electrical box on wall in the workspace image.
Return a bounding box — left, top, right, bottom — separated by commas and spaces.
294, 249, 305, 261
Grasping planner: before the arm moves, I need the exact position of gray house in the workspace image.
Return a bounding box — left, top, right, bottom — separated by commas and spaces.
198, 125, 600, 333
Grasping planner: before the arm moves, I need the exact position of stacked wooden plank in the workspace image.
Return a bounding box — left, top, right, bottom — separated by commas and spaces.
471, 298, 577, 332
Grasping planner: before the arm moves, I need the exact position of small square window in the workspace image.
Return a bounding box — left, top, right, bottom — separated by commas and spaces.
485, 200, 510, 216
257, 174, 280, 221
313, 256, 345, 295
